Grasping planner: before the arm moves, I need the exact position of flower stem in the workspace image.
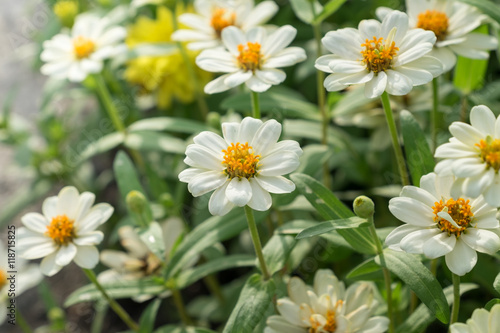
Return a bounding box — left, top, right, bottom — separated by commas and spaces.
171, 288, 193, 325
93, 74, 126, 132
244, 205, 271, 280
368, 217, 394, 333
431, 78, 439, 152
82, 268, 139, 332
450, 273, 461, 325
15, 310, 32, 333
251, 91, 261, 119
380, 92, 410, 186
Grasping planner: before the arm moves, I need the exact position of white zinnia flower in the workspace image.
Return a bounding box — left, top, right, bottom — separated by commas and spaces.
171, 0, 278, 50
18, 186, 114, 276
315, 10, 443, 98
196, 25, 306, 94
265, 269, 389, 333
386, 172, 500, 276
179, 117, 302, 216
450, 303, 500, 333
435, 105, 500, 207
40, 13, 126, 82
377, 0, 498, 72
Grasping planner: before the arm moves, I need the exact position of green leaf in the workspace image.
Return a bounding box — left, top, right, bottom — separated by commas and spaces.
290, 173, 377, 254
124, 131, 186, 154
296, 217, 369, 239
223, 274, 276, 333
176, 255, 255, 289
494, 272, 500, 294
139, 222, 166, 260
64, 278, 168, 307
128, 117, 211, 134
277, 220, 352, 250
165, 209, 267, 279
139, 298, 162, 333
74, 132, 124, 164
347, 257, 383, 281
284, 119, 345, 148
396, 283, 477, 333
485, 298, 500, 311
312, 0, 348, 24
289, 0, 323, 24
457, 0, 500, 25
295, 144, 332, 176
400, 110, 435, 186
380, 250, 450, 324
262, 235, 296, 275
154, 326, 218, 333
453, 26, 490, 93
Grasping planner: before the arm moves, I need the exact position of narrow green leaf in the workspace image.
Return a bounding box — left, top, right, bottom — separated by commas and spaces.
289, 0, 323, 24
64, 278, 168, 307
381, 250, 450, 324
485, 298, 500, 311
262, 235, 296, 275
75, 132, 124, 164
223, 274, 276, 333
277, 220, 352, 249
290, 173, 377, 254
139, 298, 162, 333
400, 110, 435, 186
296, 217, 368, 239
124, 131, 186, 154
128, 117, 211, 134
458, 0, 500, 25
396, 283, 477, 333
176, 255, 255, 289
494, 272, 500, 295
154, 326, 218, 333
347, 257, 383, 281
139, 222, 166, 260
295, 144, 332, 176
312, 0, 348, 24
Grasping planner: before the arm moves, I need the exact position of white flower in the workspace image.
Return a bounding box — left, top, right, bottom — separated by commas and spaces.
265, 269, 389, 333
377, 0, 498, 72
40, 13, 126, 82
171, 0, 278, 50
435, 105, 500, 207
386, 172, 500, 276
179, 117, 302, 216
315, 10, 443, 99
196, 25, 306, 94
0, 240, 42, 325
450, 303, 500, 333
18, 186, 114, 276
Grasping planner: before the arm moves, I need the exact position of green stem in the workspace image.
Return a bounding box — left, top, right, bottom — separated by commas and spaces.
380, 92, 410, 186
460, 94, 468, 122
450, 273, 460, 325
368, 217, 394, 333
251, 91, 261, 119
431, 78, 439, 152
82, 269, 139, 332
93, 74, 126, 132
171, 289, 193, 325
244, 205, 271, 280
15, 310, 32, 333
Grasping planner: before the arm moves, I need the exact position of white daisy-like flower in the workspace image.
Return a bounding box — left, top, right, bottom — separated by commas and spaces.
450, 303, 500, 333
435, 105, 500, 207
196, 25, 306, 94
179, 117, 302, 216
171, 0, 278, 50
18, 186, 114, 276
315, 10, 443, 99
265, 269, 389, 333
0, 240, 42, 325
377, 0, 498, 72
40, 13, 127, 82
386, 172, 500, 276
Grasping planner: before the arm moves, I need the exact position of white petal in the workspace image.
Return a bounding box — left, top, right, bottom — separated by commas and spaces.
179, 168, 204, 183
40, 252, 63, 276
247, 179, 272, 211
73, 245, 99, 269
42, 196, 58, 221
462, 169, 494, 198
222, 26, 247, 56
470, 105, 496, 136
264, 47, 307, 68
251, 119, 281, 156
245, 75, 272, 92
188, 170, 227, 196
395, 42, 434, 66
483, 181, 500, 207
449, 122, 484, 146
19, 239, 57, 259
74, 192, 96, 224
73, 231, 104, 246
288, 276, 309, 305
385, 224, 423, 250
193, 131, 228, 154
184, 144, 224, 170
448, 44, 490, 60
423, 233, 456, 259
21, 213, 49, 233
258, 152, 300, 177
339, 71, 374, 85
238, 117, 263, 144
400, 229, 442, 254
261, 25, 297, 56
364, 72, 387, 98
461, 229, 500, 254
55, 243, 77, 266
430, 47, 457, 72
401, 185, 437, 207
388, 197, 435, 226
358, 19, 381, 41
276, 299, 304, 327
224, 70, 253, 88
445, 239, 477, 276
395, 66, 433, 85
255, 69, 286, 85
452, 158, 486, 178
385, 69, 413, 95
266, 140, 303, 157
241, 1, 278, 30
208, 181, 234, 216
77, 203, 114, 234
177, 13, 211, 31
56, 186, 80, 220
380, 10, 409, 45
196, 48, 238, 72
204, 74, 232, 94
222, 121, 239, 144
321, 28, 363, 59
255, 175, 295, 194
226, 177, 252, 206
67, 62, 88, 82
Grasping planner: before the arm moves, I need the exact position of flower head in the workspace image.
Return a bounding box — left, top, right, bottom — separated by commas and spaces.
196, 25, 306, 93
171, 0, 278, 50
265, 269, 389, 333
386, 172, 500, 276
315, 10, 443, 98
377, 0, 498, 72
450, 303, 500, 333
435, 105, 500, 207
41, 13, 126, 82
179, 117, 302, 216
18, 186, 114, 276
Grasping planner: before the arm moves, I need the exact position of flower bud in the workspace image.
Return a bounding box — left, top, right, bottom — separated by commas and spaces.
207, 111, 221, 129
353, 195, 375, 218
53, 0, 78, 28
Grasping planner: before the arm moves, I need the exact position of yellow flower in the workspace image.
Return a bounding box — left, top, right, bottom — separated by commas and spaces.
125, 6, 211, 109
53, 0, 78, 28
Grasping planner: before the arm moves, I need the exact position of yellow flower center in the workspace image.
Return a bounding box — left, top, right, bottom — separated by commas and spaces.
0, 269, 7, 290
73, 36, 95, 59
211, 8, 236, 38
361, 36, 398, 73
237, 42, 262, 72
476, 138, 500, 172
222, 142, 260, 179
416, 10, 449, 41
46, 214, 75, 245
432, 198, 473, 237
308, 300, 343, 333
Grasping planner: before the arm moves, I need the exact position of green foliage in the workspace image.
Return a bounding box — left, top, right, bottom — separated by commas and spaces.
139, 298, 162, 333
296, 217, 369, 239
